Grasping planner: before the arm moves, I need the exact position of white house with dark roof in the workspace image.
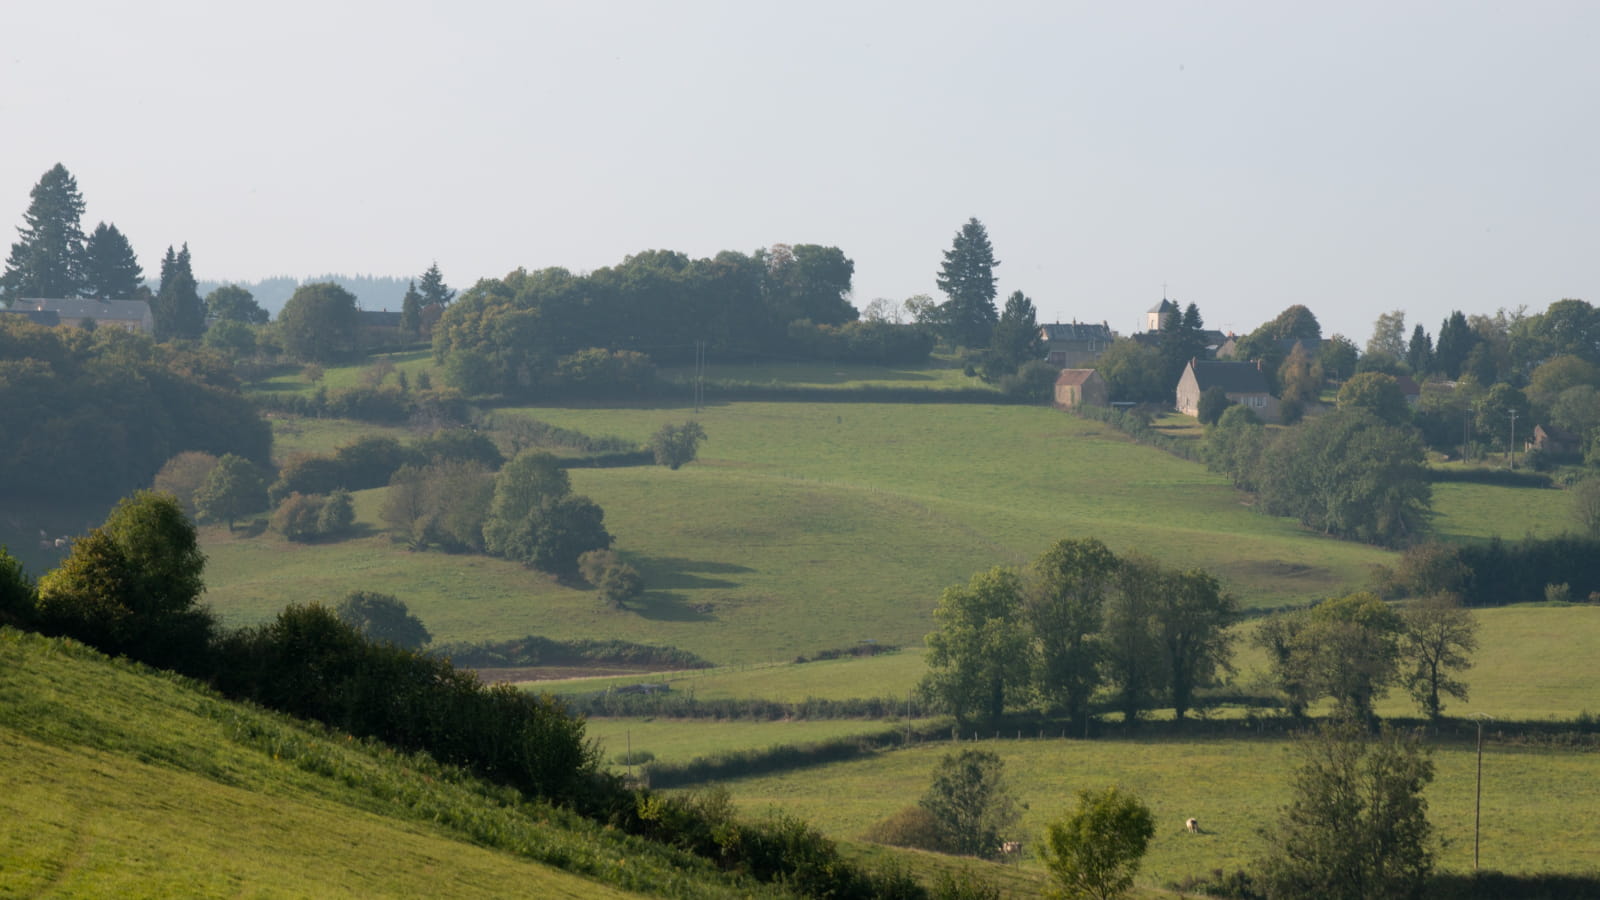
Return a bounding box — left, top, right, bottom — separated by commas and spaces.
15, 297, 153, 333
1175, 359, 1279, 423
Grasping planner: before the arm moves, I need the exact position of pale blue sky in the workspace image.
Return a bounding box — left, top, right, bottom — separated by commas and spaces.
3, 1, 1596, 340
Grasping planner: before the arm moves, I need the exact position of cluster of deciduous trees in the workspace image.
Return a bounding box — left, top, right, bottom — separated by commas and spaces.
0, 316, 271, 503
431, 243, 924, 397
1207, 406, 1433, 547
920, 538, 1237, 728
1254, 591, 1478, 723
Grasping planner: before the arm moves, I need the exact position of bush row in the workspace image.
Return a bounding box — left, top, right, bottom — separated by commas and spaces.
640, 727, 930, 789
1426, 467, 1553, 488
254, 384, 469, 425
433, 635, 711, 670
558, 691, 918, 721
1073, 404, 1203, 461
1385, 536, 1600, 606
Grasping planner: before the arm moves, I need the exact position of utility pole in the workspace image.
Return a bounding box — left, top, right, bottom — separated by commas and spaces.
1473, 713, 1493, 871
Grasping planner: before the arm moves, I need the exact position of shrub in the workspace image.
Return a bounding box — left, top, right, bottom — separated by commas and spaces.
272, 492, 324, 541
862, 805, 952, 853
335, 590, 431, 650
0, 546, 36, 628
317, 488, 356, 536
650, 421, 706, 469
1040, 786, 1155, 900
151, 451, 221, 517
579, 549, 644, 608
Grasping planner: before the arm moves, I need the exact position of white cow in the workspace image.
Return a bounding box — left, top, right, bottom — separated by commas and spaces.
1185, 817, 1199, 834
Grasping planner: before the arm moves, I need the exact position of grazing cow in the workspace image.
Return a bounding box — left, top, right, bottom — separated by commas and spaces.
999, 841, 1023, 858
1185, 818, 1199, 834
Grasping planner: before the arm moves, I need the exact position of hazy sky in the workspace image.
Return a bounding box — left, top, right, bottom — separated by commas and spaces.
3, 1, 1596, 339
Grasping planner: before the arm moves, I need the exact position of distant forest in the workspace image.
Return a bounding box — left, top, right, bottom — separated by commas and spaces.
193, 274, 412, 318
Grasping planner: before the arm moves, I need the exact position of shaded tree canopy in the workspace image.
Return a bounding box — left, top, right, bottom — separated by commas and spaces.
279, 281, 360, 362
205, 284, 269, 324
922, 567, 1031, 725
0, 316, 270, 503
935, 217, 1000, 348
2, 163, 88, 302
336, 590, 432, 650
1336, 372, 1409, 425
82, 222, 143, 300
1040, 786, 1155, 900
987, 289, 1044, 375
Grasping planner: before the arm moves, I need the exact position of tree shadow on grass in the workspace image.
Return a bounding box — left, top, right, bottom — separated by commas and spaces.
632, 556, 753, 592
628, 590, 717, 622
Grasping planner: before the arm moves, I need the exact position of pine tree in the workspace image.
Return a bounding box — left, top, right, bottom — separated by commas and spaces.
418, 262, 454, 307
2, 163, 88, 302
81, 222, 143, 299
400, 279, 423, 336
988, 290, 1043, 374
152, 243, 205, 340
1406, 325, 1434, 375
935, 218, 1000, 348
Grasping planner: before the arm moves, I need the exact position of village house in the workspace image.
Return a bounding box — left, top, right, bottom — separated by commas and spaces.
1039, 321, 1114, 368
1175, 359, 1280, 423
1528, 424, 1582, 459
1053, 369, 1108, 408
12, 297, 153, 333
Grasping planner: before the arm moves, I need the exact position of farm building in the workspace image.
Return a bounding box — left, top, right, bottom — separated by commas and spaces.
11, 297, 153, 333
1040, 321, 1114, 368
1175, 359, 1279, 423
1054, 369, 1108, 408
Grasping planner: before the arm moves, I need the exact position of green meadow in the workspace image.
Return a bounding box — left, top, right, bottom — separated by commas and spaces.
205, 389, 1577, 665
712, 732, 1600, 890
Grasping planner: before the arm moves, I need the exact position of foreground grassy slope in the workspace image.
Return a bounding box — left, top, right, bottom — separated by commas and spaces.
0, 628, 794, 900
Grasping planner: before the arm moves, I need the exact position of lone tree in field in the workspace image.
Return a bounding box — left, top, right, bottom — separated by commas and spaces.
1039, 786, 1155, 900
193, 453, 268, 529
335, 590, 431, 650
1259, 719, 1434, 900
935, 217, 1000, 349
650, 421, 706, 470
1397, 593, 1477, 722
919, 748, 1020, 859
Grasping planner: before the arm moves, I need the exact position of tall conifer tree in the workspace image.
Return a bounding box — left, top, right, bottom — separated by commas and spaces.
400, 279, 423, 336
418, 262, 454, 307
153, 243, 205, 340
82, 222, 143, 299
935, 217, 1000, 348
2, 163, 88, 302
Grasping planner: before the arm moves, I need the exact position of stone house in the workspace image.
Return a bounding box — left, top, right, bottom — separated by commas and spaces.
1054, 369, 1108, 408
1175, 359, 1279, 423
15, 297, 153, 333
1040, 322, 1114, 368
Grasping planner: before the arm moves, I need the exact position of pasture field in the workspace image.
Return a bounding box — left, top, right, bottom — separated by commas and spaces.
0, 628, 795, 900
712, 733, 1600, 889
532, 650, 930, 701
248, 349, 439, 397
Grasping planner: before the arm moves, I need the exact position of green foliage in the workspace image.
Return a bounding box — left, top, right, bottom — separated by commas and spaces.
271, 491, 355, 543
1258, 720, 1434, 900
1337, 372, 1410, 425
1091, 339, 1169, 404
1028, 538, 1116, 727
1573, 478, 1600, 538
34, 491, 212, 669
1204, 404, 1266, 490
1258, 409, 1432, 546
0, 546, 35, 627
152, 244, 205, 340
987, 290, 1044, 376
152, 451, 221, 517
1102, 555, 1165, 723
1000, 359, 1061, 403
1, 163, 87, 301
1398, 593, 1477, 721
1276, 342, 1323, 407
81, 221, 143, 300
1160, 303, 1210, 390
922, 567, 1031, 725
317, 488, 356, 535
483, 449, 611, 574
205, 284, 269, 324
399, 279, 423, 336
0, 317, 272, 503
1039, 786, 1155, 900
864, 805, 954, 853
935, 218, 1001, 348
919, 749, 1019, 859
1256, 592, 1405, 723
1197, 385, 1231, 425
382, 460, 494, 552
278, 282, 360, 363
650, 420, 706, 469
336, 590, 432, 650
193, 453, 267, 527
417, 261, 455, 308
1319, 333, 1359, 381
579, 549, 644, 608
550, 347, 656, 395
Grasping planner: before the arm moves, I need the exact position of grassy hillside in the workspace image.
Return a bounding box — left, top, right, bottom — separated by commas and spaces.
0, 628, 798, 900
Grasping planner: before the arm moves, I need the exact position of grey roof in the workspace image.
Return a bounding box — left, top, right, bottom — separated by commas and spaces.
0, 308, 60, 327
22, 297, 149, 322
1147, 298, 1179, 314
1189, 360, 1270, 394
1040, 322, 1113, 342
359, 310, 403, 327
